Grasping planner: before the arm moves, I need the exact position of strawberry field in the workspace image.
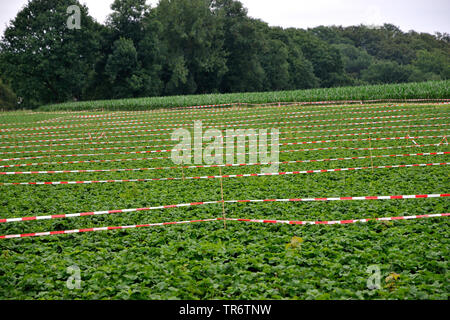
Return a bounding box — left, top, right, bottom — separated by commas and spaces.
0, 99, 449, 299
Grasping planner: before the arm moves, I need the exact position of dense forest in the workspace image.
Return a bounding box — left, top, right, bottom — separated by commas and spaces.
0, 0, 449, 109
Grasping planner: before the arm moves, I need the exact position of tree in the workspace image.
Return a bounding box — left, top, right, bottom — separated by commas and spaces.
108, 0, 150, 44
260, 38, 290, 91
137, 10, 164, 97
362, 60, 411, 84
89, 0, 162, 99
105, 37, 142, 98
155, 0, 228, 95
211, 0, 265, 92
0, 78, 17, 110
264, 26, 318, 90
412, 49, 450, 80
0, 0, 100, 107
333, 44, 374, 77
309, 25, 352, 45
287, 29, 346, 87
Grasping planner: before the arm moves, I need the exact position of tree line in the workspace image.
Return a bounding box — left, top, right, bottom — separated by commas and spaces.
0, 0, 449, 109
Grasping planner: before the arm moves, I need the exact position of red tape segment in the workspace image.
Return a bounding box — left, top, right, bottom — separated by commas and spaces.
0, 134, 446, 156
0, 142, 443, 163
0, 122, 447, 145
25, 106, 413, 127
2, 116, 447, 140
1, 193, 448, 225
0, 112, 444, 134
0, 128, 446, 150
0, 162, 448, 186
1, 212, 448, 239
0, 151, 447, 173
222, 213, 450, 226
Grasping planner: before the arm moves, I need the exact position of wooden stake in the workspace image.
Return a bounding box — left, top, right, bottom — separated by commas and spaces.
407, 118, 412, 146
219, 167, 226, 229
368, 134, 374, 173
339, 108, 346, 186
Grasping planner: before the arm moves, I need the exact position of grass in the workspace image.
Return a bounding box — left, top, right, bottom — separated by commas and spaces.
0, 101, 448, 300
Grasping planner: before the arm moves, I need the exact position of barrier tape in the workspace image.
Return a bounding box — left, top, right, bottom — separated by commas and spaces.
23, 101, 449, 125
2, 123, 448, 145
1, 210, 449, 239
29, 106, 412, 127
0, 152, 448, 174
0, 134, 445, 157
36, 107, 425, 130
1, 150, 446, 171
2, 116, 448, 140
5, 108, 395, 131
45, 101, 445, 120
1, 193, 448, 225
222, 214, 450, 226
1, 128, 446, 151
33, 103, 301, 120
155, 99, 449, 112
0, 112, 444, 134
2, 99, 448, 119
0, 143, 444, 163
0, 162, 447, 186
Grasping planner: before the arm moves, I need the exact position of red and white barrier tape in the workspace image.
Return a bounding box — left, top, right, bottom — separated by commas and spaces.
1, 150, 446, 171
2, 122, 447, 146
0, 162, 447, 186
39, 107, 413, 128
2, 123, 448, 147
36, 102, 432, 121
0, 112, 444, 133
0, 134, 445, 156
173, 103, 233, 109
0, 152, 448, 174
222, 213, 450, 226
84, 100, 448, 117
1, 128, 446, 151
30, 106, 412, 126
1, 193, 448, 225
2, 99, 447, 119
162, 99, 449, 112
1, 209, 449, 239
35, 103, 293, 120
293, 99, 450, 105
0, 143, 444, 163
2, 116, 448, 140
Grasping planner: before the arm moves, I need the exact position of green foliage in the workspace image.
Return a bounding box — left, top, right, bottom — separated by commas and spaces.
156, 0, 228, 95
105, 37, 141, 98
362, 61, 412, 84
0, 79, 17, 110
287, 29, 347, 87
333, 44, 374, 78
263, 26, 319, 90
0, 0, 101, 107
313, 24, 450, 84
37, 80, 450, 111
214, 0, 265, 93
108, 0, 150, 44
0, 102, 448, 299
412, 49, 450, 80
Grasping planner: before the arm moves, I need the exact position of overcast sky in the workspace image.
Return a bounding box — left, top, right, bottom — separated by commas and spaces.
1, 0, 449, 37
